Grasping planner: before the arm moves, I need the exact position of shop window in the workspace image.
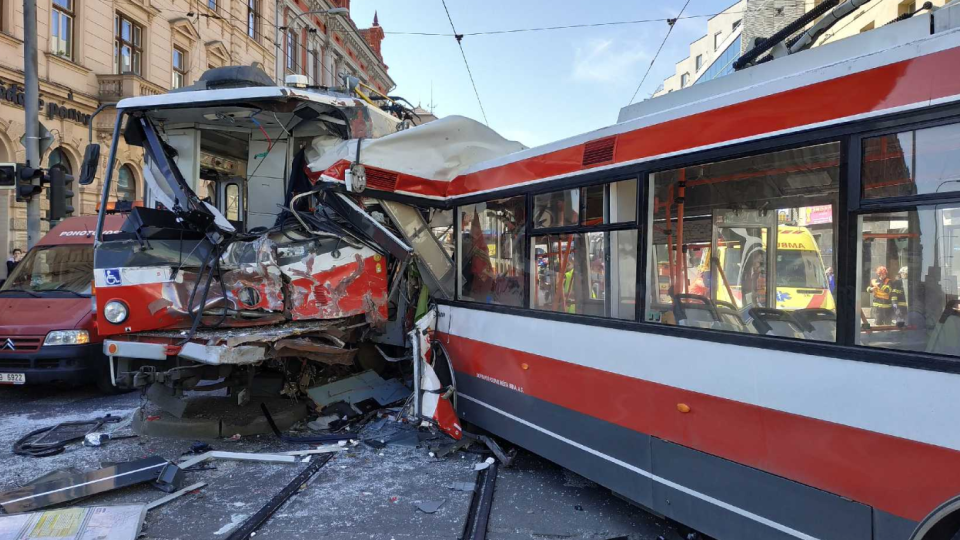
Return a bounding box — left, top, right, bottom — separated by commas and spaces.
857, 206, 960, 358
172, 47, 186, 89
458, 196, 526, 307
115, 14, 142, 75
247, 0, 261, 40
47, 148, 73, 217
532, 179, 638, 320
117, 165, 136, 201
50, 0, 73, 60
861, 122, 960, 199
645, 142, 840, 342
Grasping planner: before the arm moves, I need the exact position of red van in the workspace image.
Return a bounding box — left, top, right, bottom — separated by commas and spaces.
0, 215, 126, 390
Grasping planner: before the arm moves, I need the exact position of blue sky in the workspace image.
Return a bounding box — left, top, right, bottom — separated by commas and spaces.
350, 0, 738, 148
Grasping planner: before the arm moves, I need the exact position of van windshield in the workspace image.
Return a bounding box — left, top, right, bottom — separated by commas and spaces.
776, 250, 827, 289
2, 245, 93, 294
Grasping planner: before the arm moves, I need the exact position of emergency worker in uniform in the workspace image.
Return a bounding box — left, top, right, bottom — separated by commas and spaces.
867, 265, 893, 326
891, 266, 908, 326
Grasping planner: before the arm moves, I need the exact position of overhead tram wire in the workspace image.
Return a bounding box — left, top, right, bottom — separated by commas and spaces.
440, 0, 489, 126
627, 0, 692, 106
385, 10, 751, 37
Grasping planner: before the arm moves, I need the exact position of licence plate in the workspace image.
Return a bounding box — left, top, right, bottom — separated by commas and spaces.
0, 373, 25, 385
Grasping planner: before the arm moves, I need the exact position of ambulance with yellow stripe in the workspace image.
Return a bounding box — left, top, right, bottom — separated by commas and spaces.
691, 225, 835, 312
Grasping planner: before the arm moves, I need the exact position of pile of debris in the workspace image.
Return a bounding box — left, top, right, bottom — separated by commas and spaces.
0, 369, 511, 540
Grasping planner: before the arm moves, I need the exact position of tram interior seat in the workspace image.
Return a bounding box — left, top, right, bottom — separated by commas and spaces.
672, 295, 753, 333
749, 308, 807, 339
925, 300, 960, 356
792, 308, 837, 342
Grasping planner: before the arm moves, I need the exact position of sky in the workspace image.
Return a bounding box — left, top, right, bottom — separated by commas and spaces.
350, 0, 738, 148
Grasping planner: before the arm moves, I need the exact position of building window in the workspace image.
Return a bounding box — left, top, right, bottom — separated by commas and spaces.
898, 0, 916, 16
860, 21, 875, 33
732, 19, 742, 31
47, 148, 73, 217
116, 165, 136, 201
286, 28, 296, 71
695, 54, 703, 71
645, 142, 840, 342
531, 180, 638, 320
680, 72, 690, 88
172, 47, 186, 88
459, 196, 526, 307
247, 0, 260, 40
714, 31, 723, 50
207, 0, 217, 10
50, 0, 73, 60
115, 14, 142, 75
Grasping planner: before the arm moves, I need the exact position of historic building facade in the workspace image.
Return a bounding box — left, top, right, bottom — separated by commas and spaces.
0, 0, 391, 277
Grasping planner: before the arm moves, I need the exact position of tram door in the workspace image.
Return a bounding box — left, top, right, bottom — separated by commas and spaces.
710, 209, 778, 311
218, 179, 245, 231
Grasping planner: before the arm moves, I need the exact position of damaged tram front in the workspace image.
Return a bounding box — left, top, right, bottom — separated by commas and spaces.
82, 68, 456, 411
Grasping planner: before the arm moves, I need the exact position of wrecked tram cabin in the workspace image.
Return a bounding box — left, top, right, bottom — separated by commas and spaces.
84, 66, 495, 402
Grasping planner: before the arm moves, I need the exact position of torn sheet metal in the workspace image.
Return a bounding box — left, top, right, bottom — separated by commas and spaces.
0, 457, 167, 514
279, 245, 388, 323
306, 370, 409, 408
414, 311, 462, 440
145, 482, 206, 511
178, 451, 297, 469
0, 505, 146, 540
306, 115, 527, 197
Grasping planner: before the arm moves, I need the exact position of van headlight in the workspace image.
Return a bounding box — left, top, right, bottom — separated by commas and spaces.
104, 301, 129, 324
44, 330, 90, 346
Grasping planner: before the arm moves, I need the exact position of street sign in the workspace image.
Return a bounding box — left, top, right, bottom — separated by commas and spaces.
19, 122, 54, 158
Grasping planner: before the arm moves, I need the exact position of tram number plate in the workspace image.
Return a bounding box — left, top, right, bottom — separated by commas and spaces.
0, 373, 25, 385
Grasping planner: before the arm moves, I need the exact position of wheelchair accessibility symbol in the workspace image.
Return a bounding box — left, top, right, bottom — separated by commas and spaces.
104, 268, 122, 286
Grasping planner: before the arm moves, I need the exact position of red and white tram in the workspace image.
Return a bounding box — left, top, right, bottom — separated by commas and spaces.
316, 5, 960, 539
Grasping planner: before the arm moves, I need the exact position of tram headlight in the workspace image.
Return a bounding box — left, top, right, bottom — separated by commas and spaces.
103, 301, 129, 324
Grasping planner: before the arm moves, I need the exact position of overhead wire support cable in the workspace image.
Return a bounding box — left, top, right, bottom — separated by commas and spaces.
627, 0, 692, 107
440, 0, 489, 126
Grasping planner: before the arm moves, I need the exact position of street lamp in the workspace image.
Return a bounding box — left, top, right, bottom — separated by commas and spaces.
276, 6, 348, 84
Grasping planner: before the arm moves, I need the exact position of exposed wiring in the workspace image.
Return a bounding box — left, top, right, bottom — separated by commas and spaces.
627, 0, 692, 106
440, 0, 489, 126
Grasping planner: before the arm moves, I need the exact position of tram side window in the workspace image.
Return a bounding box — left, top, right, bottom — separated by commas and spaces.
531, 179, 638, 319
857, 206, 960, 358
458, 196, 526, 307
862, 123, 960, 199
644, 142, 840, 342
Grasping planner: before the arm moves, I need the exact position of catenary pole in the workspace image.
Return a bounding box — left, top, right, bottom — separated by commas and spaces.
23, 0, 41, 248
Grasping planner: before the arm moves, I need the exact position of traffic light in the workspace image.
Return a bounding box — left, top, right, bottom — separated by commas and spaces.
0, 164, 14, 187
48, 166, 74, 221
15, 164, 42, 203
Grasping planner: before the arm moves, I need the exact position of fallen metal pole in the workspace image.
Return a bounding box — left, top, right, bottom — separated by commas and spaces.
460, 461, 498, 540
225, 453, 334, 540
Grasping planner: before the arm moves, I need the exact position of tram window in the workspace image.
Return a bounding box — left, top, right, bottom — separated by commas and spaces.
645, 142, 840, 342
862, 122, 960, 199
458, 196, 526, 307
531, 230, 637, 319
533, 179, 638, 228
857, 205, 960, 358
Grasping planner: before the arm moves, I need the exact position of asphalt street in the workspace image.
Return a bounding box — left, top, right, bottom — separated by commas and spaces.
0, 384, 687, 540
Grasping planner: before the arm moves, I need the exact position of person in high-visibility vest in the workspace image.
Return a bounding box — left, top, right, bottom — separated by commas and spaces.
867, 265, 893, 325
891, 266, 908, 325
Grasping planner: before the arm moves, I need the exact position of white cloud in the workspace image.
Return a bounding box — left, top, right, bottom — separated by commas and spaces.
572, 39, 650, 83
